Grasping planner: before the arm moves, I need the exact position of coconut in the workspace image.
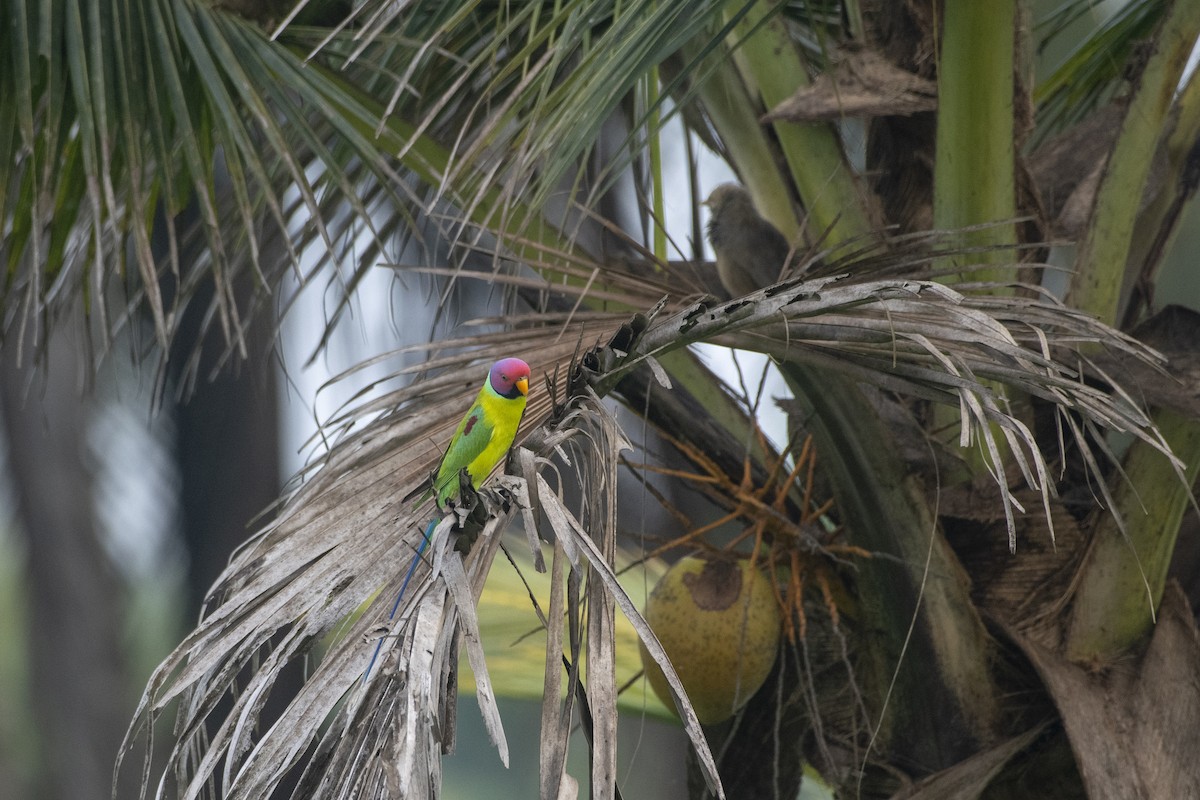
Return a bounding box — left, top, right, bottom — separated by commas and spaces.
638, 554, 781, 724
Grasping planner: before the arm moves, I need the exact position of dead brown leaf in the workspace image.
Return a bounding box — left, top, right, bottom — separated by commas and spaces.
763, 46, 937, 123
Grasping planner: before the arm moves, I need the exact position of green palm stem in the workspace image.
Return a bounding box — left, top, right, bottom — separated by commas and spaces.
932, 0, 1018, 282
723, 0, 879, 247
1066, 408, 1200, 662
676, 37, 801, 242
1121, 65, 1200, 328
931, 0, 1021, 474
1064, 0, 1200, 327
1061, 0, 1200, 667
647, 67, 668, 263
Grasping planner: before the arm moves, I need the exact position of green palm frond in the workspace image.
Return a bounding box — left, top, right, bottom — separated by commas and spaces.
2, 2, 409, 360
5, 0, 785, 368
1034, 0, 1167, 140
321, 0, 734, 207
2, 0, 883, 370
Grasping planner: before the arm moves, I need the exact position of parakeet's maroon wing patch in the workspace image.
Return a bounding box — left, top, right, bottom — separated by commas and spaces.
462, 411, 480, 437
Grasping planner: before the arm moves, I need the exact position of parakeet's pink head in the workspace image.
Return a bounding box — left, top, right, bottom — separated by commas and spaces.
488, 358, 531, 399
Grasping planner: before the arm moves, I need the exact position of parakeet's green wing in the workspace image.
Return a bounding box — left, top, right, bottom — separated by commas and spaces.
433, 400, 496, 505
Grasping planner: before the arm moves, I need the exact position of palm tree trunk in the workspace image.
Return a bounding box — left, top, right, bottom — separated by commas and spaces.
1, 311, 131, 800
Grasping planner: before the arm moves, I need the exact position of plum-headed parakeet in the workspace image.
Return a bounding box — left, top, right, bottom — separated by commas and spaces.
428, 357, 531, 507
364, 357, 531, 680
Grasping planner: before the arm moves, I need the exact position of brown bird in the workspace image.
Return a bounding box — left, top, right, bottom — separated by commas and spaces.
703, 183, 793, 299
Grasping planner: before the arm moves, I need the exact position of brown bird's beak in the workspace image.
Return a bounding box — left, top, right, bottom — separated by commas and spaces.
516, 377, 529, 396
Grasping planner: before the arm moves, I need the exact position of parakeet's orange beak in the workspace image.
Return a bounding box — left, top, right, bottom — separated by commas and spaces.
516, 377, 529, 396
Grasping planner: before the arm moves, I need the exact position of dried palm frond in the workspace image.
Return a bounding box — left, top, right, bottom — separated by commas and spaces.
119, 325, 729, 799
121, 234, 1183, 798
577, 270, 1181, 550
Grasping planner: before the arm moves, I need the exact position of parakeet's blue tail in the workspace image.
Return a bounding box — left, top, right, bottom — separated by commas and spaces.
362, 517, 435, 683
